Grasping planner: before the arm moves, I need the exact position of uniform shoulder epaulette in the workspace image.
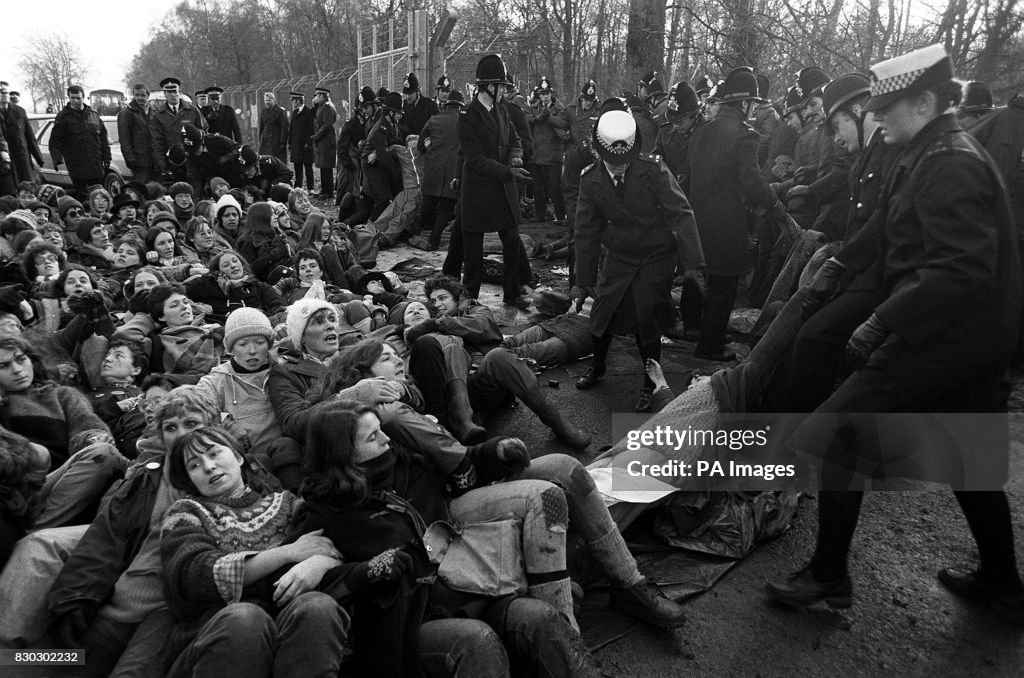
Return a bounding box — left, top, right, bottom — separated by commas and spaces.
922, 132, 967, 160
638, 152, 662, 164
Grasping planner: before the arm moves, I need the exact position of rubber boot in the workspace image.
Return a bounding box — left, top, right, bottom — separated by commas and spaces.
447, 379, 488, 445
519, 383, 592, 450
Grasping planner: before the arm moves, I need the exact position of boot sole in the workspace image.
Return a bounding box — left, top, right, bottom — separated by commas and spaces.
765, 584, 852, 609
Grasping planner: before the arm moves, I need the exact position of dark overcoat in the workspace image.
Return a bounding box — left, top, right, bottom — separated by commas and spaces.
50, 104, 111, 180
201, 104, 243, 143
4, 103, 43, 182
312, 101, 338, 169
574, 153, 704, 343
400, 95, 440, 138
258, 105, 289, 162
457, 98, 523, 234
150, 100, 207, 172
805, 114, 1021, 489
287, 105, 315, 164
418, 108, 460, 199
687, 106, 776, 276
117, 101, 153, 170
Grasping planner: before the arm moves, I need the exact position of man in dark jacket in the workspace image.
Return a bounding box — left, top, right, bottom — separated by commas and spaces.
967, 93, 1024, 227
573, 109, 704, 412
311, 86, 337, 199
201, 86, 242, 143
150, 77, 207, 181
225, 144, 294, 193
1, 82, 43, 184
687, 67, 782, 362
287, 91, 316, 191
400, 72, 439, 138
117, 84, 154, 183
50, 85, 111, 199
458, 54, 533, 307
336, 87, 373, 209
258, 91, 288, 163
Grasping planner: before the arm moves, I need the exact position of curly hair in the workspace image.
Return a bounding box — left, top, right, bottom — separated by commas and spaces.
423, 274, 467, 303
22, 241, 66, 279
0, 428, 47, 531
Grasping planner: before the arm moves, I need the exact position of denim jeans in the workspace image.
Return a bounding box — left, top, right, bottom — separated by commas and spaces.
418, 618, 510, 678
0, 525, 87, 647
166, 593, 349, 678
36, 443, 128, 529
502, 326, 569, 367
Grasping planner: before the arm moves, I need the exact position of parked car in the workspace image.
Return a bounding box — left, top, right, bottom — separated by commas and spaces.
31, 113, 134, 196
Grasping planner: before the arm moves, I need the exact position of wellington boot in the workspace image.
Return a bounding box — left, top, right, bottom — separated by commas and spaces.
447, 379, 488, 444
519, 384, 592, 449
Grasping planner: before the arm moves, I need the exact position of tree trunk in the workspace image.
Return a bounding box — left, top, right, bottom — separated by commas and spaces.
626, 0, 667, 84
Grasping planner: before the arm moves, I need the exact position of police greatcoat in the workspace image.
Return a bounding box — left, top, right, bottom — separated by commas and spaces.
150, 100, 207, 173
287, 105, 316, 165
457, 98, 523, 233
202, 104, 243, 143
3, 103, 43, 183
574, 154, 704, 344
259, 104, 289, 162
805, 113, 1021, 488
50, 103, 111, 181
312, 101, 337, 168
687, 106, 776, 276
418, 108, 460, 199
400, 95, 439, 138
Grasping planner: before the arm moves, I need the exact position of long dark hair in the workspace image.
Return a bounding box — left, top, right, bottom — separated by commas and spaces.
296, 213, 329, 251
312, 338, 385, 403
300, 400, 376, 506
0, 336, 52, 386
237, 202, 276, 247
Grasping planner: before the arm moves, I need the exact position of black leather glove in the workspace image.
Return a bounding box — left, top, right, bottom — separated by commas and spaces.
802, 257, 846, 318
55, 608, 89, 648
0, 284, 26, 315
845, 313, 889, 370
128, 289, 151, 315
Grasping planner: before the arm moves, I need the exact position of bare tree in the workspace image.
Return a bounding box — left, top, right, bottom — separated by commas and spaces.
626, 0, 667, 82
17, 32, 89, 110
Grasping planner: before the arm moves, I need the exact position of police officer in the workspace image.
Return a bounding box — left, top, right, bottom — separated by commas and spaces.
226, 145, 294, 194
573, 109, 704, 411
203, 87, 243, 143
150, 77, 208, 182
400, 72, 439, 138
435, 75, 453, 107
767, 44, 1024, 625
687, 67, 783, 362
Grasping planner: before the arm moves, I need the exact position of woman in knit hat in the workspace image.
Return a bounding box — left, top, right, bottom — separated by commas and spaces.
267, 298, 391, 441
208, 176, 231, 199
194, 307, 303, 490
168, 181, 195, 223
159, 426, 347, 677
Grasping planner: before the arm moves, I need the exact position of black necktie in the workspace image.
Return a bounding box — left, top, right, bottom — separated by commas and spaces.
614, 174, 625, 201
170, 105, 177, 116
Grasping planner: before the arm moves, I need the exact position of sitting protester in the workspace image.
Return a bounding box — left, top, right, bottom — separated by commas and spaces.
236, 202, 293, 284
185, 250, 287, 325
0, 428, 47, 570
183, 216, 231, 266
68, 218, 115, 272
195, 308, 304, 491
272, 248, 355, 306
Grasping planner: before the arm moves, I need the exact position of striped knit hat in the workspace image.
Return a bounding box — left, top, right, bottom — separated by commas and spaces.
864, 44, 953, 112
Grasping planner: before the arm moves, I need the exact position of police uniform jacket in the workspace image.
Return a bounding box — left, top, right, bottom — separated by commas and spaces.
226, 154, 294, 193
361, 114, 401, 201
631, 111, 658, 154
258, 104, 289, 162
50, 103, 111, 180
502, 97, 533, 165
574, 153, 704, 343
655, 116, 704, 194
418, 108, 460, 199
967, 96, 1024, 227
561, 101, 600, 154
687, 105, 776, 276
117, 100, 153, 171
529, 99, 568, 165
201, 104, 242, 143
400, 95, 440, 138
873, 113, 1020, 360
4, 103, 43, 183
287, 105, 316, 164
312, 101, 338, 168
150, 100, 207, 173
457, 97, 524, 234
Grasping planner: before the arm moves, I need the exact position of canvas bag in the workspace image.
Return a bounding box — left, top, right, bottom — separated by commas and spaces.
347, 223, 381, 268
422, 517, 527, 597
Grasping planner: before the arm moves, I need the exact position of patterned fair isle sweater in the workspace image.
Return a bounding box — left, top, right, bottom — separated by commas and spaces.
160, 489, 303, 621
